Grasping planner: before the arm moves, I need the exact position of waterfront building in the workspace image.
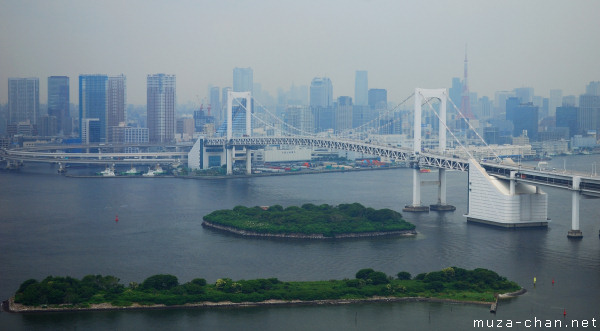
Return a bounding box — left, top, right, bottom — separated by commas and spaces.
124, 127, 149, 144
47, 76, 69, 134
233, 67, 253, 93
79, 74, 108, 142
147, 74, 176, 143
107, 75, 126, 142
8, 77, 39, 125
81, 118, 101, 144
38, 115, 57, 137
354, 71, 368, 106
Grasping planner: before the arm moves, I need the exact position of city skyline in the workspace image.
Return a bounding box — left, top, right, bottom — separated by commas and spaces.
1, 1, 599, 106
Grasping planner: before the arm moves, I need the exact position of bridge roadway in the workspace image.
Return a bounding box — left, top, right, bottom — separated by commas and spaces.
206, 136, 600, 196
1, 143, 189, 165
3, 137, 600, 197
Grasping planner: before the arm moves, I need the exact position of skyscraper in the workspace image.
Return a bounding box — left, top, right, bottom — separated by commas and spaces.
309, 77, 333, 108
147, 74, 176, 143
210, 86, 220, 115
506, 97, 539, 140
549, 89, 562, 118
354, 71, 368, 106
578, 94, 600, 134
79, 74, 108, 142
585, 81, 600, 96
8, 77, 39, 125
335, 96, 353, 133
107, 75, 126, 142
48, 76, 69, 134
368, 88, 387, 110
233, 67, 253, 93
514, 87, 534, 104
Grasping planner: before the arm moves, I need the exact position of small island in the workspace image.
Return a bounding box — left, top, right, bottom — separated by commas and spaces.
4, 267, 523, 313
202, 203, 416, 239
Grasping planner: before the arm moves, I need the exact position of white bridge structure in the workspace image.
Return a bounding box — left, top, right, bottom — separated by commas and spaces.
187, 88, 600, 238
3, 88, 599, 238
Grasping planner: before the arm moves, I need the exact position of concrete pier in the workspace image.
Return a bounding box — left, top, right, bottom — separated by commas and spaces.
567, 176, 583, 239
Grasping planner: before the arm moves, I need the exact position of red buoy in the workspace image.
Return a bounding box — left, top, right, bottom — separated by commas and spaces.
115, 215, 119, 222
552, 278, 555, 285
563, 309, 566, 317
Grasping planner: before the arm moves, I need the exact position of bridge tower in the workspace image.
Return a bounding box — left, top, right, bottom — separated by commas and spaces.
226, 91, 253, 175
403, 88, 455, 212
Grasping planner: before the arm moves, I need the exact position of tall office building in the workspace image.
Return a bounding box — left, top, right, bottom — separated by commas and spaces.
514, 87, 534, 103
556, 106, 578, 137
494, 91, 514, 114
79, 74, 108, 142
578, 94, 600, 134
562, 95, 577, 107
107, 75, 126, 142
586, 81, 600, 96
335, 96, 353, 133
8, 77, 39, 125
549, 89, 562, 118
368, 88, 387, 110
354, 71, 368, 106
48, 76, 69, 134
506, 97, 539, 140
209, 86, 220, 115
284, 105, 314, 135
233, 67, 253, 93
310, 77, 333, 108
147, 74, 176, 143
449, 77, 462, 107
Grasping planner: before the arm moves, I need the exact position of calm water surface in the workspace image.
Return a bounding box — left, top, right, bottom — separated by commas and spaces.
0, 155, 599, 330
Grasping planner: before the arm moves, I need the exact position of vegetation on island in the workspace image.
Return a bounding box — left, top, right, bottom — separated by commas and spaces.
202, 203, 415, 237
13, 267, 520, 309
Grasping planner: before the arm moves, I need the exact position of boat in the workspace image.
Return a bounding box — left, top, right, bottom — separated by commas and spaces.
419, 167, 432, 173
121, 166, 140, 176
98, 166, 116, 177
143, 164, 166, 177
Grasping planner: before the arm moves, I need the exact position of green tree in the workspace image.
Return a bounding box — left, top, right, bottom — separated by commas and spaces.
396, 271, 411, 280
141, 274, 179, 291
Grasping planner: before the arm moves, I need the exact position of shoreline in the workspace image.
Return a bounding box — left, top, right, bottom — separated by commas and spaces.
201, 220, 417, 239
62, 165, 405, 180
3, 291, 526, 314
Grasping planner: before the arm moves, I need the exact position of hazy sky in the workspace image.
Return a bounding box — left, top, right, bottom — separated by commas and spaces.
1, 0, 599, 106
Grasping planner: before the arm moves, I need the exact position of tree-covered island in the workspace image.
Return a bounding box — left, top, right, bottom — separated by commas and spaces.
5, 267, 523, 313
202, 203, 416, 238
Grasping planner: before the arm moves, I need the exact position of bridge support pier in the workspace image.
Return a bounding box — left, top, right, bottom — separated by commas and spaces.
403, 168, 429, 212
568, 176, 583, 239
246, 149, 252, 175
430, 168, 456, 211
226, 146, 233, 175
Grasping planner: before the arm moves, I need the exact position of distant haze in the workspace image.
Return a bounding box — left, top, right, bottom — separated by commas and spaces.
1, 0, 599, 105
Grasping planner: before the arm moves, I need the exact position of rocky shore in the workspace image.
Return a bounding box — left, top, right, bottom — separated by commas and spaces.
201, 221, 418, 239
